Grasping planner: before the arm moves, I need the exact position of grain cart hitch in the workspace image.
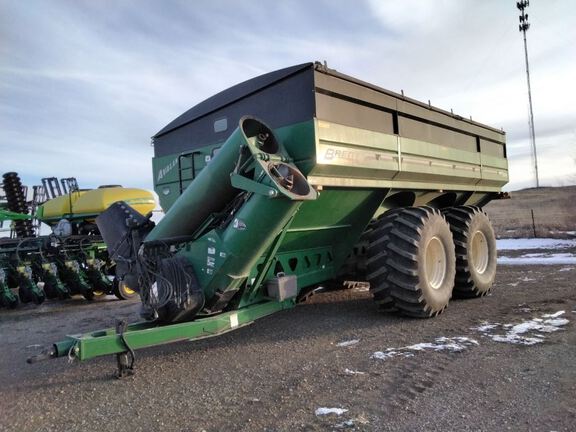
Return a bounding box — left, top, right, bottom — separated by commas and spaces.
26, 299, 296, 376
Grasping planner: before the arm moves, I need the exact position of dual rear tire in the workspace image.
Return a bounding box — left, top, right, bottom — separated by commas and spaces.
446, 206, 497, 298
367, 206, 496, 317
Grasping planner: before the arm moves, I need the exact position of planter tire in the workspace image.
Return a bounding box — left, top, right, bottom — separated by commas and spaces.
113, 279, 138, 300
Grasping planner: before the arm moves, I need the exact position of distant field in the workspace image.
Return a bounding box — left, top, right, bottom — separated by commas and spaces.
484, 185, 576, 239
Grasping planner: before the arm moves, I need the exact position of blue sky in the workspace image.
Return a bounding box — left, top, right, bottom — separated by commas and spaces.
1, 0, 575, 192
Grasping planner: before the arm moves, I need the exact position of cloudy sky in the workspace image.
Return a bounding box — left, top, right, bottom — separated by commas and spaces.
1, 0, 575, 193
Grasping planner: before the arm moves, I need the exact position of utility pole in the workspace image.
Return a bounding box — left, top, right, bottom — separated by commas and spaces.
517, 1, 539, 187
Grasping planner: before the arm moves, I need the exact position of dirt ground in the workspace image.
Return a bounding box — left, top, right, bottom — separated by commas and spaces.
1, 252, 575, 432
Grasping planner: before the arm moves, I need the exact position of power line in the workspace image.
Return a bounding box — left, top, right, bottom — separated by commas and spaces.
517, 0, 539, 187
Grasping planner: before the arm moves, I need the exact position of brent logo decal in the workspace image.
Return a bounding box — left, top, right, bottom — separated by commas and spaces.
324, 148, 361, 162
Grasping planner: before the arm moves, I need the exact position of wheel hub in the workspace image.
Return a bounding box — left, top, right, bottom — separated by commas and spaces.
425, 236, 447, 290
471, 230, 489, 274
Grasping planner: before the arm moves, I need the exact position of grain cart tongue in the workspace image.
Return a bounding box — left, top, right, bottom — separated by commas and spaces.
97, 116, 316, 325
28, 62, 508, 375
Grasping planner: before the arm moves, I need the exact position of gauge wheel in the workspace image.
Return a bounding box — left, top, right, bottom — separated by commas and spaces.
92, 290, 108, 300
113, 279, 138, 300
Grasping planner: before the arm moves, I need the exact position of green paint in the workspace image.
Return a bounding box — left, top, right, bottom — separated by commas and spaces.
53, 300, 294, 361
0, 209, 31, 221
152, 120, 316, 212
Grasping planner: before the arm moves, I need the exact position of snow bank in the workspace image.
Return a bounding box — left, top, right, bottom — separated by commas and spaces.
497, 238, 576, 251
498, 254, 576, 265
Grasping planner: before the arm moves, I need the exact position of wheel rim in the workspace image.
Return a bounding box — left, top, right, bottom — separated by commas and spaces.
471, 230, 489, 274
425, 236, 447, 290
121, 283, 135, 295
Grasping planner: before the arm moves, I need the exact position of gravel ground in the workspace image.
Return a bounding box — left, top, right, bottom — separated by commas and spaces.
1, 254, 575, 432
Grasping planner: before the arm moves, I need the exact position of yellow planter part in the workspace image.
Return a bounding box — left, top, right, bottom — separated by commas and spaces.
37, 191, 86, 219
73, 187, 155, 218
38, 187, 156, 222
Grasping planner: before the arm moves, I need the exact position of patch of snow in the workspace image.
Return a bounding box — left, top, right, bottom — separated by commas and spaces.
558, 267, 574, 272
497, 238, 576, 251
337, 339, 360, 347
472, 322, 500, 332
490, 334, 543, 345
519, 276, 536, 281
372, 350, 414, 360
472, 311, 569, 345
315, 407, 348, 416
545, 318, 570, 327
344, 368, 365, 375
432, 336, 479, 351
372, 336, 478, 361
498, 254, 576, 265
508, 282, 519, 287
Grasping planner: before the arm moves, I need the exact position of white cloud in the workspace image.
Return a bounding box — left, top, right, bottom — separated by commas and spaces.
1, 0, 574, 193
367, 0, 463, 34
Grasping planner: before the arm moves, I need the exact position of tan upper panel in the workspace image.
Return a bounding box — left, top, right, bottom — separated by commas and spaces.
316, 93, 395, 135
399, 117, 477, 152
315, 72, 398, 112
314, 70, 506, 146
480, 139, 506, 158
396, 100, 505, 144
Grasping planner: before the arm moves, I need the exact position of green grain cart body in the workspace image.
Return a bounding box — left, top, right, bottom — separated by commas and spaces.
151, 62, 507, 305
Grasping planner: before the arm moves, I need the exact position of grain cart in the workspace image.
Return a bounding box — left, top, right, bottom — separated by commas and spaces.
28, 62, 508, 374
